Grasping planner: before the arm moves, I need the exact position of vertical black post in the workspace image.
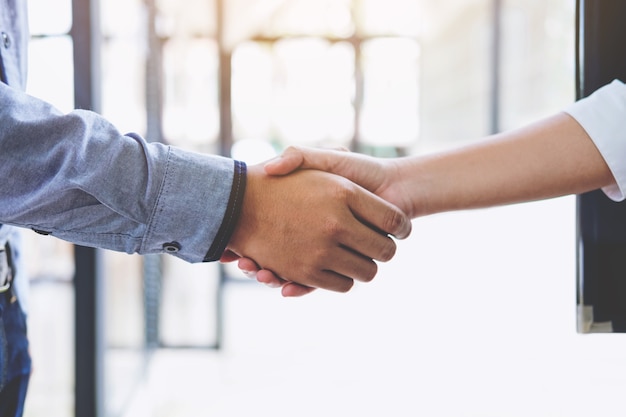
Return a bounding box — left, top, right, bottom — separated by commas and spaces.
145, 0, 164, 144
215, 0, 230, 349
348, 1, 363, 153
143, 0, 164, 351
73, 248, 104, 417
490, 0, 502, 135
217, 0, 233, 158
72, 0, 101, 113
143, 255, 162, 349
71, 0, 104, 415
352, 37, 364, 153
576, 0, 626, 333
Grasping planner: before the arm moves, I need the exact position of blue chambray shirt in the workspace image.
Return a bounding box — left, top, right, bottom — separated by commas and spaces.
0, 0, 247, 310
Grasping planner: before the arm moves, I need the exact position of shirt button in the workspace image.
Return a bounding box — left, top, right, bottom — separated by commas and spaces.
1, 32, 10, 49
162, 242, 181, 253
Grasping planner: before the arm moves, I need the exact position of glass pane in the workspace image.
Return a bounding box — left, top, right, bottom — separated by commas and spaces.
27, 0, 72, 36
356, 0, 422, 37
26, 278, 75, 417
500, 0, 576, 130
26, 36, 74, 114
103, 252, 145, 417
232, 42, 273, 144
417, 0, 492, 151
360, 38, 420, 147
22, 232, 75, 417
100, 38, 147, 137
99, 0, 147, 136
101, 0, 145, 37
232, 39, 354, 149
162, 39, 219, 150
103, 253, 144, 349
156, 0, 217, 38
159, 257, 220, 347
225, 0, 353, 44
21, 234, 75, 283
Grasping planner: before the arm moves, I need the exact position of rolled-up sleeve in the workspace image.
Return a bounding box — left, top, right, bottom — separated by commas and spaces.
0, 81, 245, 263
564, 79, 626, 201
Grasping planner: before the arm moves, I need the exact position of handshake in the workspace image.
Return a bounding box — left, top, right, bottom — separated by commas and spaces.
220, 111, 617, 296
221, 146, 414, 297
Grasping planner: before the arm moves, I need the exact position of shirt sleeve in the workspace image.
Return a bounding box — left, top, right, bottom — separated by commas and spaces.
564, 79, 626, 201
0, 81, 246, 263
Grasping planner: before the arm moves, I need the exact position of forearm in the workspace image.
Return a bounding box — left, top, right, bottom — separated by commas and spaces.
0, 82, 242, 262
265, 82, 622, 220
400, 112, 615, 217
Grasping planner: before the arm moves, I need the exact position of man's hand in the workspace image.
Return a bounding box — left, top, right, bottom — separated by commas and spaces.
226, 147, 412, 297
225, 164, 411, 293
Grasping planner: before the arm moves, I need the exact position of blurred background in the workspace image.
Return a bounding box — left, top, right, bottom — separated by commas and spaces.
20, 0, 626, 416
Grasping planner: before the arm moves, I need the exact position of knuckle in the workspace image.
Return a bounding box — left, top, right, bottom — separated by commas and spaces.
323, 218, 344, 240
378, 239, 397, 262
284, 145, 300, 154
384, 208, 406, 236
330, 179, 353, 199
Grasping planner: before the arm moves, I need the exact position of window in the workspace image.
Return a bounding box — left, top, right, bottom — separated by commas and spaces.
499, 0, 575, 129
228, 0, 422, 159
22, 1, 578, 416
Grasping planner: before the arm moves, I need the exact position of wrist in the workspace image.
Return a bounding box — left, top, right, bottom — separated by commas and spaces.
386, 157, 431, 219
226, 164, 264, 257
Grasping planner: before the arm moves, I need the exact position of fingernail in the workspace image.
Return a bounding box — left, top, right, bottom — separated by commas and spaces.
264, 159, 279, 168
241, 270, 256, 278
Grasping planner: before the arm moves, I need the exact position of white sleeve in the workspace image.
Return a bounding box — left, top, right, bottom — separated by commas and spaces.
564, 79, 626, 201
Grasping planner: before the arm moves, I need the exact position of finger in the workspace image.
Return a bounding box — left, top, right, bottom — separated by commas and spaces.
339, 226, 397, 264
256, 270, 316, 295
256, 269, 288, 288
281, 283, 317, 297
255, 245, 355, 292
264, 146, 351, 176
237, 257, 261, 279
299, 269, 354, 293
323, 246, 380, 283
238, 257, 260, 273
220, 249, 241, 263
348, 186, 412, 240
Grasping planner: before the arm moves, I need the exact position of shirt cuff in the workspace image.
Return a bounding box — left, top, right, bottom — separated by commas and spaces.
142, 148, 247, 263
204, 160, 247, 261
564, 79, 626, 201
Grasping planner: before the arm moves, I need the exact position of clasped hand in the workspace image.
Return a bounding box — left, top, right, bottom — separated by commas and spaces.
223, 159, 410, 295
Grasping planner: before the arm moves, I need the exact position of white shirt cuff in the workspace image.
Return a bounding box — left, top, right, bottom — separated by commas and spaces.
564, 79, 626, 201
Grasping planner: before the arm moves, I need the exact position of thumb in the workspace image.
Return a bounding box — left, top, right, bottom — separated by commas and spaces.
264, 146, 351, 176
219, 249, 240, 263
264, 146, 306, 176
